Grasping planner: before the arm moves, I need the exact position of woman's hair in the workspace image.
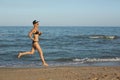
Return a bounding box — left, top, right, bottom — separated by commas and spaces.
32, 20, 39, 24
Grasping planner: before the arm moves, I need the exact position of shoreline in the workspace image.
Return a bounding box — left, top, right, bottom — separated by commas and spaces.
0, 66, 120, 80
0, 61, 120, 68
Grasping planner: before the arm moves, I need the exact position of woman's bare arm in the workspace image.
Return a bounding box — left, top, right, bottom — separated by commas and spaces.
28, 29, 35, 41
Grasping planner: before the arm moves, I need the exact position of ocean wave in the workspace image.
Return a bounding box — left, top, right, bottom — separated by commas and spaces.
65, 34, 118, 40
65, 35, 87, 39
55, 58, 72, 62
89, 35, 118, 39
73, 57, 120, 63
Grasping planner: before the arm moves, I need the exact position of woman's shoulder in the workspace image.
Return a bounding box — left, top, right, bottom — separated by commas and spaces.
30, 28, 36, 33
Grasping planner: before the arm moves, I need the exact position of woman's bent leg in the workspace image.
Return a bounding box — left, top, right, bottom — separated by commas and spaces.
18, 47, 35, 58
35, 43, 48, 66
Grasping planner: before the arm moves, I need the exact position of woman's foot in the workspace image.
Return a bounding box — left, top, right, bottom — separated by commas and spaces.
18, 53, 22, 58
42, 63, 49, 67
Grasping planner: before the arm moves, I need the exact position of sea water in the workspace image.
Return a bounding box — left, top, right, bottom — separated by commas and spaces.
0, 26, 120, 67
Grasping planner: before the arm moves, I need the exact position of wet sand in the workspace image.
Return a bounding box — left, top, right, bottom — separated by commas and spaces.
0, 66, 120, 80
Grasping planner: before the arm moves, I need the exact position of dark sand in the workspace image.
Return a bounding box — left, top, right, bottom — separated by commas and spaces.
0, 66, 120, 80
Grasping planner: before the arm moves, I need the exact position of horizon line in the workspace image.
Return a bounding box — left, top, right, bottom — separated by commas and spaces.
0, 25, 120, 27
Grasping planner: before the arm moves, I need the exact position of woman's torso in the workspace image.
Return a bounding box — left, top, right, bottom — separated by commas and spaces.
33, 29, 39, 42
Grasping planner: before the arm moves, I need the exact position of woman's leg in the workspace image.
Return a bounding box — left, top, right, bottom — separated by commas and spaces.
35, 43, 48, 66
18, 47, 35, 58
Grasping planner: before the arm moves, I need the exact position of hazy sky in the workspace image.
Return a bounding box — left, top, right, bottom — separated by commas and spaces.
0, 0, 120, 26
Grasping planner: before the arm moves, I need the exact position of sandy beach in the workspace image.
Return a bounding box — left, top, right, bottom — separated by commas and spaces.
0, 66, 120, 80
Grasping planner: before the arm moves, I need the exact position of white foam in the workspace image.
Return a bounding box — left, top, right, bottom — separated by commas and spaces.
89, 35, 117, 39
73, 57, 120, 62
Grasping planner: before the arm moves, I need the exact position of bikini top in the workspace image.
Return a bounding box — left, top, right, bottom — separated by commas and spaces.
34, 31, 39, 34
34, 30, 42, 36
